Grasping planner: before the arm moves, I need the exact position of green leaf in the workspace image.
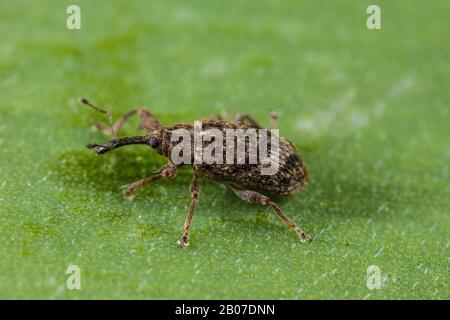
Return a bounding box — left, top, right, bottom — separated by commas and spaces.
0, 0, 448, 299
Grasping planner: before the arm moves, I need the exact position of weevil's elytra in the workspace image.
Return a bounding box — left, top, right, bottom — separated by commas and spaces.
81, 99, 311, 247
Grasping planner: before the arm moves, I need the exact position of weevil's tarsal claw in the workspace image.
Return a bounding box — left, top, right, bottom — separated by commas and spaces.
300, 232, 312, 243
177, 237, 189, 248
122, 185, 136, 201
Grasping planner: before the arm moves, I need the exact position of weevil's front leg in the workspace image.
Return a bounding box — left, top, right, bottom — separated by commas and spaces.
229, 187, 311, 243
80, 99, 161, 136
122, 163, 177, 199
235, 114, 262, 128
177, 175, 201, 248
94, 108, 161, 136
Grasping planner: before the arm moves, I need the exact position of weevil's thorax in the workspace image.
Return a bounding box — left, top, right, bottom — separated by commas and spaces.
159, 123, 195, 161
158, 121, 231, 160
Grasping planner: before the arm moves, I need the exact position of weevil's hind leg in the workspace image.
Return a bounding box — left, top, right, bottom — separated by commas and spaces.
122, 163, 177, 199
235, 114, 262, 128
229, 187, 311, 243
177, 175, 201, 248
93, 108, 162, 136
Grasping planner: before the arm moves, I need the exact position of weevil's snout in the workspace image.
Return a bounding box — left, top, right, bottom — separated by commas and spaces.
86, 142, 111, 155
86, 135, 159, 156
86, 142, 98, 149
95, 146, 109, 154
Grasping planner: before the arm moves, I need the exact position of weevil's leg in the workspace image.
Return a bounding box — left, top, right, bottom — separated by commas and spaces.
136, 109, 162, 132
94, 108, 161, 136
229, 187, 311, 243
177, 175, 201, 248
122, 163, 177, 199
235, 113, 262, 128
206, 110, 232, 122
92, 109, 137, 136
221, 110, 232, 122
268, 111, 279, 129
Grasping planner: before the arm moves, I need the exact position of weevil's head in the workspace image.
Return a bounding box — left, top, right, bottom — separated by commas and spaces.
147, 129, 164, 154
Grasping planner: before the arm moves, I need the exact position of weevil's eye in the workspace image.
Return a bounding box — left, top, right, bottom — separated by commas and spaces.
148, 136, 160, 148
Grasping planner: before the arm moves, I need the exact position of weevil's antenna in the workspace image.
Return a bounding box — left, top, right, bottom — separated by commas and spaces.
79, 98, 116, 138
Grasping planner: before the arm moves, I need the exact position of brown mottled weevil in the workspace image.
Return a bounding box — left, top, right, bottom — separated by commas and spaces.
80, 98, 311, 247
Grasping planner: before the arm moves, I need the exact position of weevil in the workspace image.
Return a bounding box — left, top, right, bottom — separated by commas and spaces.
80, 98, 311, 247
